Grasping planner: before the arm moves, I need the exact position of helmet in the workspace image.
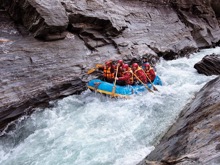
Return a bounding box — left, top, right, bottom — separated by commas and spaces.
132, 63, 138, 68
144, 63, 150, 68
123, 64, 129, 70
105, 60, 112, 66
118, 60, 123, 64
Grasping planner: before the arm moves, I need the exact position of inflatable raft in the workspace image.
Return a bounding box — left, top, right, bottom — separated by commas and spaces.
87, 75, 162, 97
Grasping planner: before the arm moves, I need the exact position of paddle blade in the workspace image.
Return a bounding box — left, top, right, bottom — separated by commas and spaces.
87, 63, 103, 74
153, 86, 159, 91
95, 64, 103, 68
87, 68, 96, 74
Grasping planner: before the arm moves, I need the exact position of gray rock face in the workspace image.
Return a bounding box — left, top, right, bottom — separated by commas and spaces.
194, 54, 220, 76
64, 0, 198, 60
0, 11, 88, 131
0, 0, 68, 40
171, 0, 220, 48
1, 0, 220, 58
138, 76, 220, 165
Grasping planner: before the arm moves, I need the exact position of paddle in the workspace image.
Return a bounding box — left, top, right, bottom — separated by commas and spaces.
87, 64, 103, 74
87, 68, 96, 74
141, 68, 159, 91
111, 65, 119, 97
133, 73, 154, 93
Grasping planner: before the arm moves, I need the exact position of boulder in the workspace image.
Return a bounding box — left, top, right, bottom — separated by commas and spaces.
0, 0, 68, 40
194, 54, 220, 75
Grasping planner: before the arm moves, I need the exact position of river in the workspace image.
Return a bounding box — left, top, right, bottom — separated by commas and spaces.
0, 47, 219, 165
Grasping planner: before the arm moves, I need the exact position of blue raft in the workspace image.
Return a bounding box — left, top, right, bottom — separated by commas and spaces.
87, 75, 162, 97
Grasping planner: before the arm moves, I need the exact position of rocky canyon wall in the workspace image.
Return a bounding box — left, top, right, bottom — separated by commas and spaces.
1, 0, 220, 58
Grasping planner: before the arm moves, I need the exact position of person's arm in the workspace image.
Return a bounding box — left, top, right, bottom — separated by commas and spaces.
118, 72, 130, 81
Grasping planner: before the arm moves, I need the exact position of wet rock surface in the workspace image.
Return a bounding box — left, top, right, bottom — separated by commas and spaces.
194, 54, 220, 76
0, 11, 88, 131
137, 76, 220, 165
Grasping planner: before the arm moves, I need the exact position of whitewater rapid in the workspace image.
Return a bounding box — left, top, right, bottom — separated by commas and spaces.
0, 47, 219, 165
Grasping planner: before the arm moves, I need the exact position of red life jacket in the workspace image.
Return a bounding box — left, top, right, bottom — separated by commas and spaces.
145, 67, 156, 82
121, 68, 134, 85
134, 67, 147, 83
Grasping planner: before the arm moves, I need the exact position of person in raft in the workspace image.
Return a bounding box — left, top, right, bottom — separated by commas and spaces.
131, 63, 147, 84
116, 59, 124, 77
98, 60, 115, 83
144, 63, 156, 82
116, 64, 134, 86
141, 56, 149, 69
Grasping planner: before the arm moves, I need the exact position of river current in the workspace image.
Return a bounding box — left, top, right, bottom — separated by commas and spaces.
0, 47, 219, 165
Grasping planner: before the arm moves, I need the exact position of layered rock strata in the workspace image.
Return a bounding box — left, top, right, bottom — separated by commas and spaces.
1, 0, 220, 59
0, 11, 87, 132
